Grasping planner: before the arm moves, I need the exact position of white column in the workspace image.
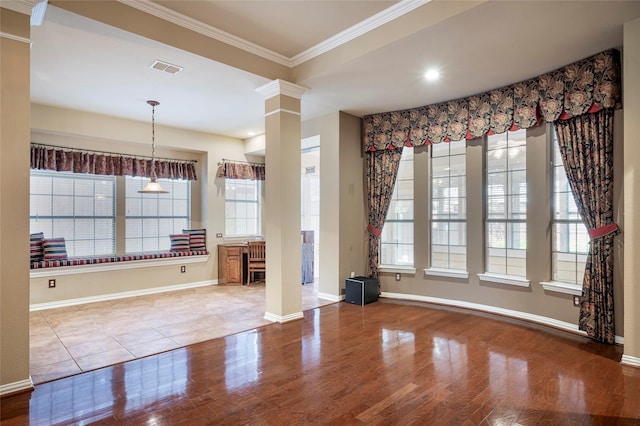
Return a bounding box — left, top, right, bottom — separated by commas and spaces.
0, 5, 33, 394
256, 80, 308, 322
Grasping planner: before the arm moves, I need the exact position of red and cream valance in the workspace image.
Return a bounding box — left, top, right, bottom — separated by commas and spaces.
363, 49, 621, 151
31, 144, 198, 180
218, 160, 266, 180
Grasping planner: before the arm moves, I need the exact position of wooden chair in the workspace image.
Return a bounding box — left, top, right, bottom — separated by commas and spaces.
246, 241, 266, 285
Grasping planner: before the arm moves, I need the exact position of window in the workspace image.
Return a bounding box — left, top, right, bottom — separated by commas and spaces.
486, 129, 527, 277
125, 176, 190, 253
225, 178, 261, 237
30, 170, 116, 257
551, 130, 588, 285
380, 147, 414, 266
430, 139, 466, 271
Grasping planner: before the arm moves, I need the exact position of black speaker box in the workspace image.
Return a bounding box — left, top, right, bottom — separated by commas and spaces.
344, 276, 379, 305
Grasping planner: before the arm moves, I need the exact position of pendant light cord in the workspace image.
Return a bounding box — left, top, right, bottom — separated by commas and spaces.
148, 100, 159, 180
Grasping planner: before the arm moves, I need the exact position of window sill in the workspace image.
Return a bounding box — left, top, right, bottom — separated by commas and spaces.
378, 265, 417, 274
424, 268, 469, 279
540, 281, 582, 296
478, 273, 530, 288
30, 255, 210, 278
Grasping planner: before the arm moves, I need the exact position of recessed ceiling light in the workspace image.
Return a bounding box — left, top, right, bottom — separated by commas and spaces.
424, 68, 440, 81
248, 131, 256, 137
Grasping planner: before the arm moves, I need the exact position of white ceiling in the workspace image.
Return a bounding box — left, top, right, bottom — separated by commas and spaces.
28, 1, 640, 140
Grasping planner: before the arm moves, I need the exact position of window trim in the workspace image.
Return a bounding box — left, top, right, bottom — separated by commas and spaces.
424, 268, 469, 279
540, 281, 582, 296
478, 273, 530, 288
379, 265, 417, 274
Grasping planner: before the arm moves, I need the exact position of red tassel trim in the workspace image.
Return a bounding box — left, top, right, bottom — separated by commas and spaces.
368, 224, 382, 236
588, 223, 619, 239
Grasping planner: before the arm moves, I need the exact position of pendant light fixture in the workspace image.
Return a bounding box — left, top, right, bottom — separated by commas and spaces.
139, 100, 168, 193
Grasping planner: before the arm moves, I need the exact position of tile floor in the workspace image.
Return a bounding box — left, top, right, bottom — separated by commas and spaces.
29, 281, 335, 384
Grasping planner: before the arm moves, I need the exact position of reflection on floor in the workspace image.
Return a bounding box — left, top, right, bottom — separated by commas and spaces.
29, 281, 334, 384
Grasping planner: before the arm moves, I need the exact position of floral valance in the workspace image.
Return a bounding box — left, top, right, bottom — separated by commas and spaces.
30, 144, 198, 180
363, 49, 621, 151
218, 160, 266, 180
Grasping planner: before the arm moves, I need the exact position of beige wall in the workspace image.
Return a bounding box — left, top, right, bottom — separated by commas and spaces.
29, 104, 249, 304
302, 112, 365, 298
0, 7, 32, 391
623, 18, 640, 361
381, 119, 625, 333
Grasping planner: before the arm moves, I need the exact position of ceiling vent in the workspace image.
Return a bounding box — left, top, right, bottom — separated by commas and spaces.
150, 60, 183, 75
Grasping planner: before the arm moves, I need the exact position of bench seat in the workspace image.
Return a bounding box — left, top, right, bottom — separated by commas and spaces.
30, 250, 209, 270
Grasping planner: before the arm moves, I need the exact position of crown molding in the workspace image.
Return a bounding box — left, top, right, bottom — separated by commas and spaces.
116, 0, 429, 69
116, 0, 290, 67
255, 79, 309, 100
0, 0, 39, 15
0, 31, 30, 43
290, 0, 432, 66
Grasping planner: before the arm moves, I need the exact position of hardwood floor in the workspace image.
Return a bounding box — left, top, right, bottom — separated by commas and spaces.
3, 299, 640, 425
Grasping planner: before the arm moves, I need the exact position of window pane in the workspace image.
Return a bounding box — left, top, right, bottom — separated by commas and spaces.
430, 140, 466, 271
551, 130, 588, 284
125, 176, 190, 253
29, 170, 116, 257
486, 129, 527, 277
380, 147, 414, 266
225, 178, 261, 237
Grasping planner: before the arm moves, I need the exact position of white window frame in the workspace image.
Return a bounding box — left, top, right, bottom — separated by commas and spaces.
224, 178, 262, 238
428, 139, 467, 276
379, 147, 414, 270
30, 170, 116, 257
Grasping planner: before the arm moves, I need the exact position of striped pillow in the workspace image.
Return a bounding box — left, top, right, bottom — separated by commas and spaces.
43, 237, 68, 260
170, 234, 190, 252
182, 229, 206, 251
30, 232, 45, 262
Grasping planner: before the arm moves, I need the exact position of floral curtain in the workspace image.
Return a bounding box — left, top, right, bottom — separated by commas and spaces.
31, 144, 197, 180
366, 147, 403, 278
219, 161, 266, 180
555, 109, 617, 344
364, 49, 621, 151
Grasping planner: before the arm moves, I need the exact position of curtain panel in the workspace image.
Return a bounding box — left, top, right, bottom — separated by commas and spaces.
31, 144, 197, 180
363, 49, 621, 151
366, 147, 403, 278
219, 161, 266, 180
555, 109, 617, 344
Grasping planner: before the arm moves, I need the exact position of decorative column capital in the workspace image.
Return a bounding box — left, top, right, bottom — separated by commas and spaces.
255, 79, 308, 100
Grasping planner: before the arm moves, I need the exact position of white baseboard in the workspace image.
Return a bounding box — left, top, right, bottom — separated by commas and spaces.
0, 377, 34, 397
30, 280, 218, 311
621, 354, 640, 367
264, 311, 304, 323
381, 292, 624, 345
317, 291, 342, 302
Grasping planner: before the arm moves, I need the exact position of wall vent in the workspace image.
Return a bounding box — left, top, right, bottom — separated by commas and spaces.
150, 60, 183, 75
